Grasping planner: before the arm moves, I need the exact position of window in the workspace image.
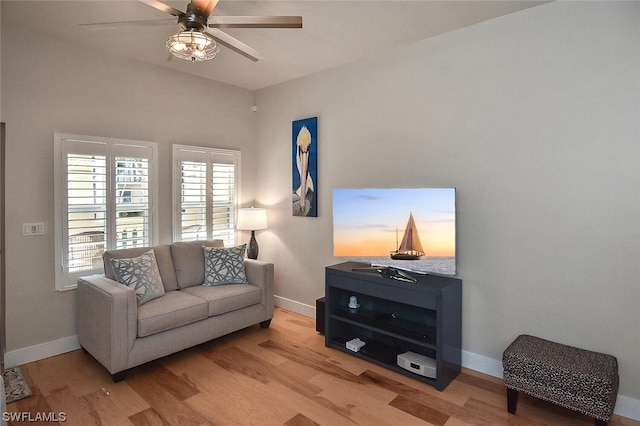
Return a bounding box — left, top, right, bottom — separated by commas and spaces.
54, 134, 158, 291
173, 145, 240, 246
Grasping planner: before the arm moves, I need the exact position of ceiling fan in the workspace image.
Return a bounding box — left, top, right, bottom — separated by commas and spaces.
82, 0, 303, 62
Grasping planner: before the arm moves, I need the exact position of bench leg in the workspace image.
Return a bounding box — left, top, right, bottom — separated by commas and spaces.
507, 388, 519, 414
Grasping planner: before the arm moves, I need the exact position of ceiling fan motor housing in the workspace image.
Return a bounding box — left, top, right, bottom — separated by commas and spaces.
178, 4, 209, 32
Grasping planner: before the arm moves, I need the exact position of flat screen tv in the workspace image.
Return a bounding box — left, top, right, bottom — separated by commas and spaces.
332, 187, 456, 275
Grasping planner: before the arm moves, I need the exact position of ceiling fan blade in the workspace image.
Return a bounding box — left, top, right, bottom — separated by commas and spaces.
208, 16, 303, 29
81, 19, 176, 31
191, 0, 219, 18
139, 0, 184, 17
206, 29, 263, 62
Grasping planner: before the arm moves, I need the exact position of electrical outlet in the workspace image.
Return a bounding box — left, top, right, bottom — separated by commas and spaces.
23, 222, 45, 236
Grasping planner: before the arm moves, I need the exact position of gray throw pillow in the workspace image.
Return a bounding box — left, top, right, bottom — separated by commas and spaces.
110, 250, 165, 305
203, 244, 247, 286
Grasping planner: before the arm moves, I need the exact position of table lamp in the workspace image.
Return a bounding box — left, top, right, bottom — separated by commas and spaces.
236, 207, 268, 259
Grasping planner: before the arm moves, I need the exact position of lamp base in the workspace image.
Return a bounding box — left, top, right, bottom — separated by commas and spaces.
247, 230, 259, 260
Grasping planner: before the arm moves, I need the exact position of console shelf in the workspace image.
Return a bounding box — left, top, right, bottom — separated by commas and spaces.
325, 261, 462, 391
331, 307, 436, 347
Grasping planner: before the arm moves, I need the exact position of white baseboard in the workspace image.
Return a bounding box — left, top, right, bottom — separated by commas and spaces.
5, 304, 639, 421
462, 349, 504, 379
4, 335, 80, 369
616, 395, 640, 422
274, 295, 316, 318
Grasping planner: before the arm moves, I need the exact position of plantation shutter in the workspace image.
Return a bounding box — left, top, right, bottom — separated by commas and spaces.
179, 160, 208, 240
174, 145, 239, 245
211, 162, 236, 245
66, 153, 107, 273
115, 156, 151, 249
55, 134, 158, 291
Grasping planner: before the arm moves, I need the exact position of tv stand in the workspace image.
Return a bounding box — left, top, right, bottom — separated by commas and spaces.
325, 261, 462, 391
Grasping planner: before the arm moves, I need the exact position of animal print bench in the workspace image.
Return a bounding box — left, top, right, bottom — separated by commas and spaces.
502, 334, 619, 426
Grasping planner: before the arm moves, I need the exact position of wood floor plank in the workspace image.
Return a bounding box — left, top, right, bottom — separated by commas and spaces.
81, 382, 150, 424
6, 365, 54, 421
443, 374, 507, 412
357, 361, 470, 407
389, 394, 450, 426
323, 353, 369, 377
182, 369, 298, 424
310, 372, 430, 426
199, 344, 361, 424
283, 413, 321, 426
40, 385, 103, 426
443, 417, 474, 426
24, 350, 111, 397
359, 368, 528, 426
261, 379, 357, 426
309, 369, 398, 405
455, 371, 506, 396
80, 390, 136, 425
125, 365, 208, 425
128, 407, 166, 426
205, 345, 324, 394
259, 339, 366, 385
458, 392, 545, 425
167, 349, 299, 424
135, 363, 200, 401
5, 307, 639, 426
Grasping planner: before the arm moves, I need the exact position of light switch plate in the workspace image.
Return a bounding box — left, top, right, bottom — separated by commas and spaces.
23, 222, 45, 236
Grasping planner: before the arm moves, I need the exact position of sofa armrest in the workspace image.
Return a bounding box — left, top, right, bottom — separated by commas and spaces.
76, 275, 137, 374
244, 259, 274, 320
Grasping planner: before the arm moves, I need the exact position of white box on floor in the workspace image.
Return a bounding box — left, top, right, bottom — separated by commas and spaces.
397, 351, 436, 378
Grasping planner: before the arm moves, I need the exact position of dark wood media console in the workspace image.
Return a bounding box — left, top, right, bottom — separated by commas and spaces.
325, 261, 462, 391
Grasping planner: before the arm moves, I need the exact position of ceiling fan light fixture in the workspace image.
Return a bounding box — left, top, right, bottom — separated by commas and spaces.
166, 29, 219, 62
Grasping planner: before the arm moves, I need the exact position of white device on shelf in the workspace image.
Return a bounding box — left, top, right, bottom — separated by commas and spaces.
397, 351, 437, 378
346, 338, 366, 352
348, 295, 360, 309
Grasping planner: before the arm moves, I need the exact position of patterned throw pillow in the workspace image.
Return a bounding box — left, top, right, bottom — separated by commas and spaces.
203, 245, 247, 286
110, 250, 165, 305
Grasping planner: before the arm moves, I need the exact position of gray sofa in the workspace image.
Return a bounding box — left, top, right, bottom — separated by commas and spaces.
76, 240, 274, 381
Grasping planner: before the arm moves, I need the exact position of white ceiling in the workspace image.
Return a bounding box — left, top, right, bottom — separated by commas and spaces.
1, 0, 548, 91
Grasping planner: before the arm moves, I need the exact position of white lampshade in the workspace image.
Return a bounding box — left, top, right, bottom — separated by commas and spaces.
236, 208, 268, 231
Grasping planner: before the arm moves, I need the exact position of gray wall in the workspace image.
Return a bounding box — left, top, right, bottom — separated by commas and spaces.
254, 1, 640, 404
1, 26, 258, 354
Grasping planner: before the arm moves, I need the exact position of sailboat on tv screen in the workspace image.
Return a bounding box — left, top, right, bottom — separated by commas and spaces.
390, 213, 425, 260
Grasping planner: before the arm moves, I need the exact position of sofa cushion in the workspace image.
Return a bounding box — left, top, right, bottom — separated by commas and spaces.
110, 250, 166, 305
171, 240, 225, 289
181, 284, 262, 317
203, 245, 247, 286
137, 291, 208, 337
103, 245, 179, 291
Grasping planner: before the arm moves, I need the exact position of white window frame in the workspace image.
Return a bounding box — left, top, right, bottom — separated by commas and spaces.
54, 133, 159, 291
172, 144, 241, 245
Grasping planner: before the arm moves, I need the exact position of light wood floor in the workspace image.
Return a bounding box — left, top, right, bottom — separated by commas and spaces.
7, 308, 638, 425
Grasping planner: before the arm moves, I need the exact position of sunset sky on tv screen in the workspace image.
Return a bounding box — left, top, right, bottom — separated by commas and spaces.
332, 188, 456, 258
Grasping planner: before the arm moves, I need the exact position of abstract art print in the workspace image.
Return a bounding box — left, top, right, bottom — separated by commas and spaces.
292, 117, 318, 217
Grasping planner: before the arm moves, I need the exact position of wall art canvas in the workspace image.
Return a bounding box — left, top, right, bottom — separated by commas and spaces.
292, 117, 318, 217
